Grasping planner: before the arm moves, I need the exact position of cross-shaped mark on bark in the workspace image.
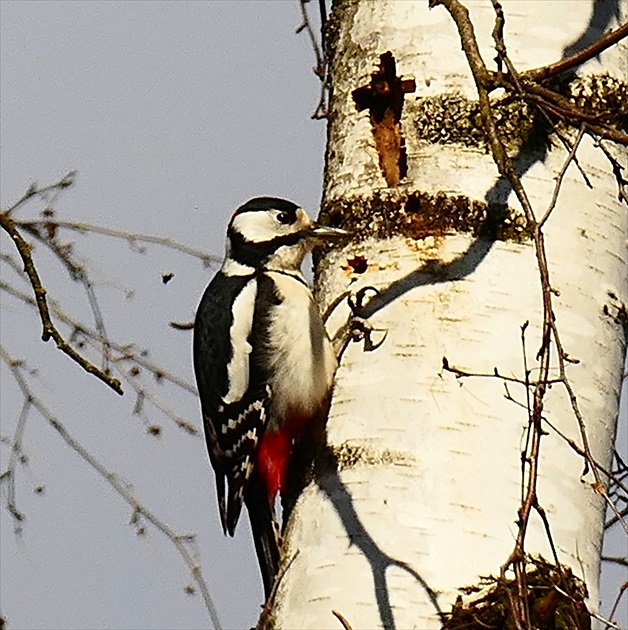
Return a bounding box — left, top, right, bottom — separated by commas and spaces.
352, 52, 416, 187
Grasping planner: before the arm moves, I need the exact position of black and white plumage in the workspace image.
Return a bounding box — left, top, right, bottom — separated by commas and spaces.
193, 197, 346, 596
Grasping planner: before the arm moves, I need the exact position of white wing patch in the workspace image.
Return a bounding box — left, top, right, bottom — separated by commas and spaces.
223, 279, 257, 404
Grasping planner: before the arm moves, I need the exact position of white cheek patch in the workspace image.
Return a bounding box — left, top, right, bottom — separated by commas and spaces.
230, 207, 313, 244
223, 279, 257, 404
231, 212, 280, 243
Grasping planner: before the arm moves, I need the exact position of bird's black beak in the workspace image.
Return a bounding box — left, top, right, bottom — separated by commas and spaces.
309, 223, 350, 242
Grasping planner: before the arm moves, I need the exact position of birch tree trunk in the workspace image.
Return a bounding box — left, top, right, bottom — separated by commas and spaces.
269, 1, 627, 628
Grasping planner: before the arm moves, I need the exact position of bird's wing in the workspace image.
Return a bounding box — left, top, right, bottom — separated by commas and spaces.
218, 386, 272, 534
194, 272, 272, 533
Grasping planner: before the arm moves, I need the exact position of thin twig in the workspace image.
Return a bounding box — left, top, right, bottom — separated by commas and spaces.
17, 218, 219, 266
594, 613, 624, 630
257, 551, 300, 629
601, 581, 627, 630
538, 125, 587, 228
594, 138, 628, 205
20, 222, 114, 374
601, 556, 628, 567
442, 356, 563, 387
520, 85, 628, 145
332, 609, 354, 630
605, 507, 628, 531
4, 172, 76, 217
1, 273, 195, 394
0, 398, 31, 532
543, 119, 593, 189
297, 0, 328, 119
541, 415, 628, 500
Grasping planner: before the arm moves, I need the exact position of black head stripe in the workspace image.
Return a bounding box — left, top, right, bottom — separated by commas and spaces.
228, 229, 308, 269
232, 197, 299, 220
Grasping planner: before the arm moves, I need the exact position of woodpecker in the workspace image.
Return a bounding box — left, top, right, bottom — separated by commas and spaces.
193, 197, 346, 596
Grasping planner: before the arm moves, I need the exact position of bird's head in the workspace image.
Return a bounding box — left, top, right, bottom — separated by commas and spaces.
223, 197, 348, 273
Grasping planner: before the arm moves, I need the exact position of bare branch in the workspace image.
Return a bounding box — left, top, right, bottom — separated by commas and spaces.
1, 278, 199, 434
0, 212, 122, 394
17, 218, 220, 266
524, 22, 628, 83
601, 556, 628, 568
257, 551, 300, 630
0, 345, 220, 629
441, 356, 563, 387
520, 83, 628, 146
18, 221, 115, 374
600, 581, 627, 630
594, 139, 628, 205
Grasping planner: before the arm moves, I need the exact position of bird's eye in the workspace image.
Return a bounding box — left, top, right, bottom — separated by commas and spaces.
276, 211, 293, 225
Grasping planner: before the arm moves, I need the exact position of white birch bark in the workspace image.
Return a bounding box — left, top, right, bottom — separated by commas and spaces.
272, 2, 627, 628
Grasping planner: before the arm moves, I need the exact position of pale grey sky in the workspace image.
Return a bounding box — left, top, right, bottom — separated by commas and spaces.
1, 2, 626, 630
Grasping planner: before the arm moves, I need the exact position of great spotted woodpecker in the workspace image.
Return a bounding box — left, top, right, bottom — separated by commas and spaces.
193, 197, 346, 596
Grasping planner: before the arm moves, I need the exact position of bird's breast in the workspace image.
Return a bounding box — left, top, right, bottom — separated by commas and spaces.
262, 271, 337, 430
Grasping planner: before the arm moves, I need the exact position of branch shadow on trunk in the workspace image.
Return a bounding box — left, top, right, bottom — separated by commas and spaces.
316, 461, 443, 630
356, 131, 551, 322
562, 0, 621, 59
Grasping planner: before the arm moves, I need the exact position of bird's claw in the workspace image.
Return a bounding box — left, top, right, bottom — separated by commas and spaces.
349, 317, 386, 352
333, 286, 386, 358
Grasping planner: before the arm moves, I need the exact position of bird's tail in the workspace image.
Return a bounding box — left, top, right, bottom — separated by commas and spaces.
245, 473, 280, 599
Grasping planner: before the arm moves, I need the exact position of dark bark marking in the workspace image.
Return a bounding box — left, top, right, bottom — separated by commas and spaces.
352, 52, 416, 187
322, 190, 534, 243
